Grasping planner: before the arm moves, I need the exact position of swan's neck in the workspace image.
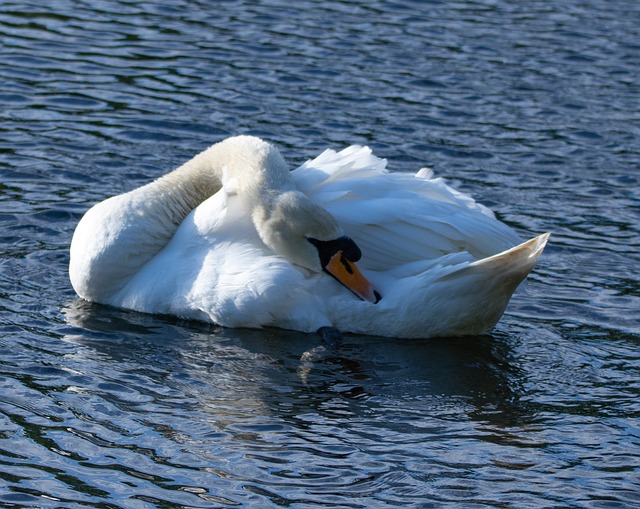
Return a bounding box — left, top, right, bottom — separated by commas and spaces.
149, 148, 224, 227
70, 136, 293, 302
140, 135, 292, 230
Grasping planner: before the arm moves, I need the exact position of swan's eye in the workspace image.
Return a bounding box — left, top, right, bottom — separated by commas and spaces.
307, 236, 362, 268
340, 237, 362, 262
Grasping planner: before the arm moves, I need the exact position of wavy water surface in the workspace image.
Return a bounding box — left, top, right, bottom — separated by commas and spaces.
1, 0, 639, 507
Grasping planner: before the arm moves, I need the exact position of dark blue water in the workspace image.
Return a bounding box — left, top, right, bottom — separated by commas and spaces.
1, 0, 639, 507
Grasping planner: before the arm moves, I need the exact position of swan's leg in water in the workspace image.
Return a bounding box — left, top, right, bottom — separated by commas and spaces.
316, 326, 342, 345
301, 327, 342, 363
298, 327, 342, 382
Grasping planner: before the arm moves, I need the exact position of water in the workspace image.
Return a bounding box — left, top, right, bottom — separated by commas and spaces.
1, 0, 639, 507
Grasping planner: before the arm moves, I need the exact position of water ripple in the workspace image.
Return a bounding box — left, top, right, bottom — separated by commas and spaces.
1, 0, 639, 506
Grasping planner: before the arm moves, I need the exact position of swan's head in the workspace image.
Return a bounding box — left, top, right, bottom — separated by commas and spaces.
253, 190, 381, 303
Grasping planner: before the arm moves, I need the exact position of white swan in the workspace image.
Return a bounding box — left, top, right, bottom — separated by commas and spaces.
69, 135, 549, 339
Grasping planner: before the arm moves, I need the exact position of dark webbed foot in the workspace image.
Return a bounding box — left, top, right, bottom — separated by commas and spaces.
316, 326, 343, 345
300, 326, 343, 371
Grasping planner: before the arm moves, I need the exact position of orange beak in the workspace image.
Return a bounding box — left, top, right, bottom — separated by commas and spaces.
325, 251, 381, 303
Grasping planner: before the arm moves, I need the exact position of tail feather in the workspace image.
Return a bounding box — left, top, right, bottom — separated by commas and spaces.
470, 232, 550, 274
437, 232, 550, 284
430, 233, 550, 335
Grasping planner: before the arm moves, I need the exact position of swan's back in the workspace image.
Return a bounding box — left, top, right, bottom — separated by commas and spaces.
293, 146, 522, 271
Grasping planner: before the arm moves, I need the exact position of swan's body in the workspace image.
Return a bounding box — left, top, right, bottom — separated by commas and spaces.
70, 136, 548, 339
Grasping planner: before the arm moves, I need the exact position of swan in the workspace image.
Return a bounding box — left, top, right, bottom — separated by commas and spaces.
69, 135, 549, 339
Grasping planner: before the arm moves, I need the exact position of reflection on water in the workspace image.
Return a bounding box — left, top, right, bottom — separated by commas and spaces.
56, 301, 540, 507
63, 300, 527, 428
1, 0, 639, 506
12, 300, 620, 508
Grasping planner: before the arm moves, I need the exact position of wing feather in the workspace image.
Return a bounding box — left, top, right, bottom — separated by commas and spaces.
293, 146, 521, 271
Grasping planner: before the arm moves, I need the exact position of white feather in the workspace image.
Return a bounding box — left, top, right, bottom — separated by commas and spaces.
69, 136, 549, 338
